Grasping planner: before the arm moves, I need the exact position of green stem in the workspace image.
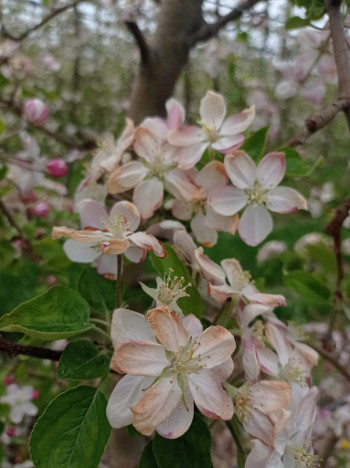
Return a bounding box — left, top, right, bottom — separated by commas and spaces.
91, 317, 109, 328
93, 325, 111, 340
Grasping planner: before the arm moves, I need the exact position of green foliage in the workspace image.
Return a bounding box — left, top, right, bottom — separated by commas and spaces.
30, 386, 111, 468
57, 340, 111, 381
0, 163, 8, 180
152, 413, 212, 468
150, 244, 203, 318
0, 286, 93, 340
78, 267, 116, 315
285, 16, 310, 29
283, 270, 331, 303
139, 441, 159, 468
279, 147, 321, 178
289, 0, 325, 19
241, 127, 269, 162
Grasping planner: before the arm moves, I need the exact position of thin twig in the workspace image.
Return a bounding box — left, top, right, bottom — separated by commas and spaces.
0, 334, 62, 361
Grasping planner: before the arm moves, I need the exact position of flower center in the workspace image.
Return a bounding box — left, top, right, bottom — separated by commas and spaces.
279, 358, 307, 384
284, 441, 321, 467
157, 269, 191, 305
146, 150, 175, 179
198, 120, 218, 143
102, 213, 130, 239
169, 342, 203, 378
244, 180, 268, 206
233, 389, 254, 421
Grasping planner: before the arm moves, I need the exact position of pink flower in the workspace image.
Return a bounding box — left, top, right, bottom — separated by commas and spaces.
30, 201, 50, 218
23, 99, 49, 125
107, 306, 236, 438
46, 158, 68, 178
3, 376, 13, 385
52, 199, 165, 278
168, 91, 255, 170
209, 151, 307, 246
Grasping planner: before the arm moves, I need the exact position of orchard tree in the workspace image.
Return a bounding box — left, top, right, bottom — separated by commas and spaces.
1, 1, 350, 467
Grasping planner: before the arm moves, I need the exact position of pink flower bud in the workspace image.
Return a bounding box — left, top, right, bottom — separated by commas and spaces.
12, 238, 25, 251
46, 158, 68, 178
30, 201, 50, 218
46, 275, 57, 286
32, 389, 40, 400
6, 427, 16, 437
23, 98, 49, 126
3, 376, 13, 385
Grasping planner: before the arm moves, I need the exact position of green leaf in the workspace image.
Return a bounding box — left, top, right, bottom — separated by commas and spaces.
0, 286, 93, 340
304, 243, 337, 274
0, 403, 10, 418
0, 163, 8, 180
153, 413, 211, 468
78, 267, 116, 314
57, 340, 110, 381
285, 16, 310, 29
0, 116, 6, 135
241, 127, 269, 162
150, 244, 203, 317
283, 270, 331, 303
139, 441, 159, 468
30, 386, 111, 468
278, 147, 318, 178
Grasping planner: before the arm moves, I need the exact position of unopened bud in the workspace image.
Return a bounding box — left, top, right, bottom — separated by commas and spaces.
30, 201, 50, 218
23, 98, 49, 126
46, 158, 68, 178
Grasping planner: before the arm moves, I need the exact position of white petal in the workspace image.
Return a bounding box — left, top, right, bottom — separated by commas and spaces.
107, 375, 154, 429
245, 440, 277, 468
257, 152, 286, 189
238, 205, 273, 246
266, 187, 307, 213
128, 232, 165, 258
111, 308, 156, 347
110, 201, 140, 232
96, 254, 118, 277
209, 186, 247, 216
141, 117, 168, 142
208, 283, 234, 303
211, 358, 234, 381
205, 208, 238, 235
133, 178, 163, 219
191, 214, 218, 247
194, 161, 227, 193
156, 389, 194, 439
194, 247, 226, 284
242, 336, 260, 383
182, 314, 203, 338
220, 105, 255, 135
188, 369, 233, 419
107, 161, 148, 194
176, 142, 209, 170
224, 151, 256, 189
146, 306, 189, 352
134, 127, 161, 163
165, 169, 200, 201
199, 91, 226, 129
168, 126, 204, 147
212, 134, 244, 153
193, 326, 236, 368
265, 323, 292, 367
63, 239, 101, 263
166, 98, 185, 130
124, 246, 145, 263
171, 200, 194, 221
77, 199, 108, 229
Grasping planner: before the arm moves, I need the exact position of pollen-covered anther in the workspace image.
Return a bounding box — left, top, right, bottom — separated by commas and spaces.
157, 269, 192, 305
244, 180, 268, 206
233, 390, 254, 422
291, 442, 321, 468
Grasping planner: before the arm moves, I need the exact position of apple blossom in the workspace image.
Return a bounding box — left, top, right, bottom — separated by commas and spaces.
209, 150, 307, 246
46, 158, 68, 178
30, 201, 50, 217
168, 90, 255, 170
23, 98, 49, 125
0, 384, 38, 424
107, 306, 236, 438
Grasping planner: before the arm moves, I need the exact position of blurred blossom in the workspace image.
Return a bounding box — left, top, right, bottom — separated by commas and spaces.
46, 158, 68, 178
0, 384, 38, 423
23, 98, 49, 126
3, 376, 13, 385
30, 201, 50, 218
40, 54, 61, 71
294, 232, 325, 252
257, 240, 287, 263
46, 275, 57, 286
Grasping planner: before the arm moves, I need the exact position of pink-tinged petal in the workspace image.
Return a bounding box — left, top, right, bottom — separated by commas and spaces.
195, 161, 228, 193
97, 254, 118, 277
245, 440, 277, 468
156, 389, 194, 439
244, 411, 275, 447
53, 226, 107, 244
106, 375, 154, 429
110, 201, 140, 232
265, 323, 292, 367
131, 377, 182, 436
242, 336, 260, 383
107, 161, 148, 194
146, 306, 189, 352
238, 205, 273, 246
168, 126, 204, 147
111, 340, 170, 375
166, 98, 185, 131
187, 369, 233, 420
199, 91, 226, 129
165, 169, 201, 201
63, 239, 100, 263
124, 245, 145, 263
133, 178, 163, 219
194, 247, 226, 284
77, 199, 108, 229
220, 258, 244, 289
208, 283, 234, 303
251, 381, 291, 413
209, 186, 247, 216
266, 187, 307, 213
134, 127, 161, 163
176, 142, 209, 170
101, 238, 129, 255
193, 326, 236, 368
242, 284, 286, 307
212, 134, 245, 153
294, 387, 318, 438
171, 199, 194, 221
220, 105, 255, 135
173, 230, 198, 265
257, 346, 279, 376
117, 117, 134, 153
182, 314, 203, 338
191, 214, 217, 247
257, 152, 286, 189
205, 208, 239, 235
111, 308, 156, 347
128, 232, 165, 258
294, 342, 318, 369
239, 303, 274, 328
211, 358, 234, 381
224, 151, 256, 189
141, 117, 168, 142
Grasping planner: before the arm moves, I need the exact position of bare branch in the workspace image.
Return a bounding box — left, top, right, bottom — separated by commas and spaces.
286, 98, 350, 147
0, 334, 62, 361
188, 0, 264, 46
125, 21, 151, 65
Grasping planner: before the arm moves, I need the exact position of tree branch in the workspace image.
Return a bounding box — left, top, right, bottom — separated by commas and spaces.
188, 0, 263, 46
286, 97, 350, 147
307, 341, 350, 383
0, 334, 62, 361
125, 21, 151, 65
